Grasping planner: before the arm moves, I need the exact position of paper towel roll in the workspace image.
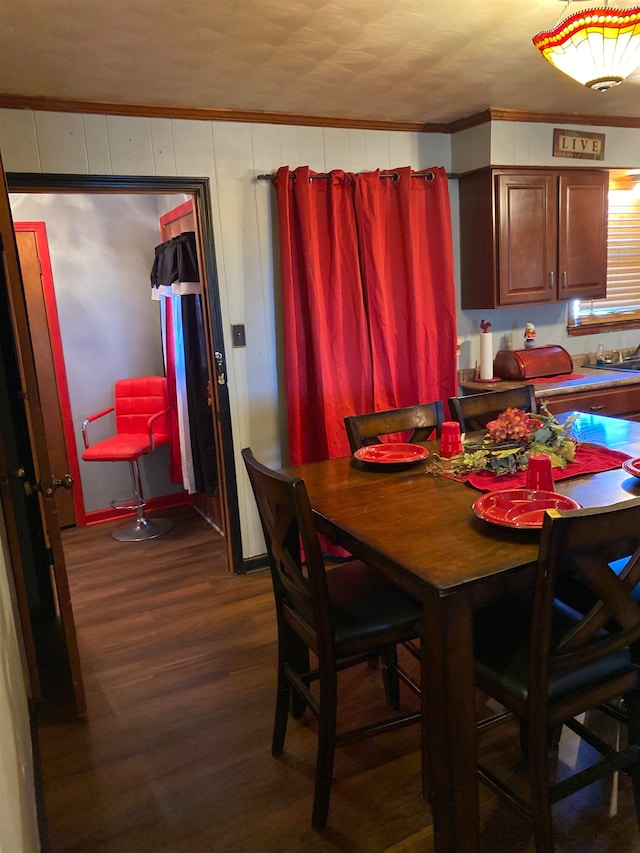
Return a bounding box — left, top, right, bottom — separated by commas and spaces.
480, 333, 493, 380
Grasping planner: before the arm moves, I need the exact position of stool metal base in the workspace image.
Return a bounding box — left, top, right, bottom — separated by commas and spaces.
112, 516, 174, 542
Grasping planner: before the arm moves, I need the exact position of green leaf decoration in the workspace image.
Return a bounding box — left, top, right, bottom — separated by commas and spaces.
426, 399, 578, 478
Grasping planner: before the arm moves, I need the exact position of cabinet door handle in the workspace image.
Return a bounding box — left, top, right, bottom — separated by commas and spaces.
589, 404, 605, 411
561, 271, 568, 289
549, 271, 555, 290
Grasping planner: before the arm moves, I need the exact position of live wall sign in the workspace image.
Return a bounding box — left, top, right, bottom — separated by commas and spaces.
553, 128, 606, 160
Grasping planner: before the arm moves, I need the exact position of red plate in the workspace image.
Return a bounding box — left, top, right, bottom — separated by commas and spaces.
354, 443, 430, 465
473, 489, 581, 530
623, 458, 640, 479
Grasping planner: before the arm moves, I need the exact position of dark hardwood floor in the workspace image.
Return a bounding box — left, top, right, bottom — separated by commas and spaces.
35, 505, 640, 852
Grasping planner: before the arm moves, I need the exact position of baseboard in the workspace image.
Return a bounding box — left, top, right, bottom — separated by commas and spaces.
82, 491, 192, 526
241, 554, 270, 574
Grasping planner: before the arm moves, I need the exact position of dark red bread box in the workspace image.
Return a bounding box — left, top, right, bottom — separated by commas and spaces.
493, 345, 573, 381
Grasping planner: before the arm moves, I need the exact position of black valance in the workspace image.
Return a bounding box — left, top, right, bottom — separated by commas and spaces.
150, 231, 201, 295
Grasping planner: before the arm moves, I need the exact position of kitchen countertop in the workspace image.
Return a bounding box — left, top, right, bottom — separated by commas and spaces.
459, 365, 640, 398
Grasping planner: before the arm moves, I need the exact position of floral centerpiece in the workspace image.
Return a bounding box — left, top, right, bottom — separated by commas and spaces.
431, 402, 578, 477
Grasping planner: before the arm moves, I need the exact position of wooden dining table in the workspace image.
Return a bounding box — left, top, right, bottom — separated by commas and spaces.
284, 411, 640, 852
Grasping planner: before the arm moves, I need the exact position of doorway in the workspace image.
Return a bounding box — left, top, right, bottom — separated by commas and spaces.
7, 172, 242, 574
3, 171, 245, 721
157, 199, 224, 533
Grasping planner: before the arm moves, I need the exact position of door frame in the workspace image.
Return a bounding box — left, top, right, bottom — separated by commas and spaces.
7, 171, 244, 574
1, 159, 86, 716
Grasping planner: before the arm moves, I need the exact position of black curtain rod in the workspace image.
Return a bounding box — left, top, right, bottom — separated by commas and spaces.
255, 170, 439, 182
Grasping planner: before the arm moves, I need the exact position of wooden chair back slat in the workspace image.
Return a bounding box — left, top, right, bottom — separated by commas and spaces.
448, 385, 537, 433
534, 501, 640, 683
344, 401, 444, 452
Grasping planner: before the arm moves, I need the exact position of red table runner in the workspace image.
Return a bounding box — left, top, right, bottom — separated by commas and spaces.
453, 443, 632, 492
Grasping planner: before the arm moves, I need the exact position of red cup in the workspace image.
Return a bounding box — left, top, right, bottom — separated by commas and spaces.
440, 421, 463, 458
526, 453, 554, 492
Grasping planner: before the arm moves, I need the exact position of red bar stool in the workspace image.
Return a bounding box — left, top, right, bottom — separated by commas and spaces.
81, 377, 174, 541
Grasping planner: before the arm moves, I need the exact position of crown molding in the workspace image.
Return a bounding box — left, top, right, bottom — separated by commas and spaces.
450, 107, 640, 132
0, 94, 446, 133
1, 94, 640, 135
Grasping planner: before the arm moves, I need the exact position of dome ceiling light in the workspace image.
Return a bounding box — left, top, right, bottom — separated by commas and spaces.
533, 1, 640, 91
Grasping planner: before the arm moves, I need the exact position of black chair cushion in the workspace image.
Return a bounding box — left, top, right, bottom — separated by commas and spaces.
326, 561, 422, 652
473, 594, 635, 705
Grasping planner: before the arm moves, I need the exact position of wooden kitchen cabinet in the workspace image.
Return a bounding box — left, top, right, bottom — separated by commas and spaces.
459, 168, 608, 309
544, 384, 640, 422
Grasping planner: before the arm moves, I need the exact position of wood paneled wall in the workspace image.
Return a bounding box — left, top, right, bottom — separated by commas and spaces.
0, 109, 450, 558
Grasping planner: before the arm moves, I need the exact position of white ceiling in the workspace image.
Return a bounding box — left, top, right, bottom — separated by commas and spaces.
2, 0, 640, 127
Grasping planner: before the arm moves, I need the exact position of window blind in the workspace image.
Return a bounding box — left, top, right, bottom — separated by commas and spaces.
573, 188, 640, 324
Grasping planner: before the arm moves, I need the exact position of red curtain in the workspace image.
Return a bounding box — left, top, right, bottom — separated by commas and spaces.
355, 166, 458, 412
275, 165, 458, 466
276, 166, 373, 465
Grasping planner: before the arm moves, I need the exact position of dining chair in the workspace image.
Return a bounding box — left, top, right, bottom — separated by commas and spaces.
472, 498, 640, 852
448, 384, 537, 433
553, 553, 640, 734
343, 402, 440, 684
241, 447, 422, 830
344, 401, 444, 453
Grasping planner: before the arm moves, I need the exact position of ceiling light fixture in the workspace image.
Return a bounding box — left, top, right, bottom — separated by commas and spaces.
532, 1, 640, 91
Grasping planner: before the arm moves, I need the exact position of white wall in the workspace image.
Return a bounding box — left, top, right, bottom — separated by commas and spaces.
451, 120, 640, 178
8, 192, 183, 513
0, 508, 39, 853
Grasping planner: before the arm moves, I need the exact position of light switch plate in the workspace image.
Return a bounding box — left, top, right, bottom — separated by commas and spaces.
232, 324, 246, 347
